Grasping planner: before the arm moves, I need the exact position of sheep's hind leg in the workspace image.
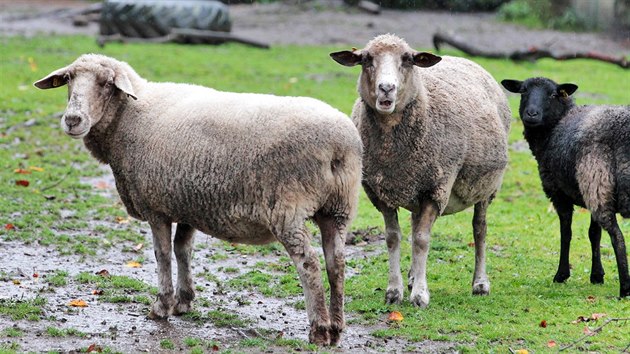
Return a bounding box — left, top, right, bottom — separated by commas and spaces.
595, 213, 630, 297
315, 215, 348, 346
471, 201, 490, 295
587, 218, 605, 284
277, 224, 331, 345
381, 208, 404, 305
148, 221, 175, 319
409, 201, 439, 308
173, 223, 196, 315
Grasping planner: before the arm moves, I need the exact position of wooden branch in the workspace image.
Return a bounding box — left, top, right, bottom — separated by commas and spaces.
98, 29, 270, 49
433, 32, 629, 69
559, 317, 630, 351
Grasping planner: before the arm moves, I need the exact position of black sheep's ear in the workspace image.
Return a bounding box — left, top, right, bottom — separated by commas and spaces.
330, 50, 363, 67
501, 79, 523, 93
412, 52, 441, 68
557, 83, 578, 98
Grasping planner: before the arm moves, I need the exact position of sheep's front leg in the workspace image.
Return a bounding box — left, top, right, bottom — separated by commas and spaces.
553, 199, 573, 283
316, 215, 347, 346
588, 217, 605, 284
173, 223, 196, 315
148, 221, 175, 319
382, 208, 404, 305
409, 201, 439, 308
278, 226, 331, 346
472, 201, 490, 295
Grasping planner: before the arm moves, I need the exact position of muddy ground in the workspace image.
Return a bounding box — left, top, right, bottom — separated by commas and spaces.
1, 1, 628, 353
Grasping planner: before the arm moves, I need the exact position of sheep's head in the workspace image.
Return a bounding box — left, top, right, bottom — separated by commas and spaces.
330, 34, 441, 115
502, 77, 577, 128
34, 54, 137, 139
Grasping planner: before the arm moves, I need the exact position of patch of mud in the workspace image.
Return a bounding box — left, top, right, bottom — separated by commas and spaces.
0, 168, 461, 353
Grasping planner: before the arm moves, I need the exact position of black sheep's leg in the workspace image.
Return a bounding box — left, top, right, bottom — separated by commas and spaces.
553, 198, 573, 283
587, 217, 605, 284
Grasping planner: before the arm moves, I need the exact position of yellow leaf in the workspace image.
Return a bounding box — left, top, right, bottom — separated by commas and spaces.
28, 166, 44, 172
28, 57, 38, 72
115, 216, 130, 224
68, 299, 88, 307
388, 311, 404, 322
126, 261, 142, 268
515, 350, 529, 354
12, 279, 20, 285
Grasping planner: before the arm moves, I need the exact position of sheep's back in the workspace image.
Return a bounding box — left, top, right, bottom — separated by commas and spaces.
111, 84, 361, 240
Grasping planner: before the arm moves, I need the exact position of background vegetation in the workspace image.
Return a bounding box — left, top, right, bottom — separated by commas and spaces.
0, 35, 628, 353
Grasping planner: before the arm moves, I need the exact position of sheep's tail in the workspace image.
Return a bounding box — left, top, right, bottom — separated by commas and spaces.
319, 141, 363, 224
617, 146, 630, 218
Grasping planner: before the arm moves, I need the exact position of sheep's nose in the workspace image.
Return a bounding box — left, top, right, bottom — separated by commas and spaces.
378, 83, 395, 94
525, 108, 539, 119
64, 114, 82, 128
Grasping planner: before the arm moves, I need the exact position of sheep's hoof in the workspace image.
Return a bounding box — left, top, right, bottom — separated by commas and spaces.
620, 285, 630, 298
385, 288, 403, 305
328, 324, 343, 347
590, 272, 605, 284
148, 298, 173, 319
172, 301, 192, 316
553, 271, 570, 283
409, 288, 430, 309
308, 324, 331, 346
472, 280, 490, 296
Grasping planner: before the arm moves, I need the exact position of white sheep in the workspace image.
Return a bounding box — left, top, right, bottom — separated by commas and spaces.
331, 34, 511, 308
34, 54, 363, 346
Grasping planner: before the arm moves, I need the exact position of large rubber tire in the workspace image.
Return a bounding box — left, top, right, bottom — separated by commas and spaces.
100, 0, 231, 38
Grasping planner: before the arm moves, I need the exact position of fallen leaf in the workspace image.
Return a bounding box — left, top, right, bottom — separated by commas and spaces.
14, 168, 31, 174
15, 180, 29, 187
133, 243, 144, 252
95, 269, 110, 278
86, 343, 102, 353
126, 261, 142, 268
388, 311, 404, 322
115, 216, 130, 224
68, 299, 88, 307
586, 295, 596, 303
32, 273, 39, 278
583, 326, 594, 335
29, 166, 44, 172
92, 289, 104, 295
12, 279, 20, 285
94, 181, 110, 190
571, 315, 588, 324
515, 349, 529, 354
4, 224, 15, 231
591, 313, 606, 320
212, 344, 219, 351
547, 340, 556, 348
540, 319, 547, 328
467, 242, 475, 247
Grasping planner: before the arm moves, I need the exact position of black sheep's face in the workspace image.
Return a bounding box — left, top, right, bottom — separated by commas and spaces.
501, 77, 578, 128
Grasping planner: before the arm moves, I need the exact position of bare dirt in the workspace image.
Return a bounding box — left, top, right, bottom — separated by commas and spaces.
1, 1, 628, 353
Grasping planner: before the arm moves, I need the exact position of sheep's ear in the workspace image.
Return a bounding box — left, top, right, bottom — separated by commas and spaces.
330, 50, 362, 67
113, 70, 137, 100
557, 83, 578, 98
33, 66, 70, 89
501, 79, 523, 93
412, 52, 441, 68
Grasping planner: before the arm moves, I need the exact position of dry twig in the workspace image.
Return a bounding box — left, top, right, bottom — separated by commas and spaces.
559, 317, 630, 351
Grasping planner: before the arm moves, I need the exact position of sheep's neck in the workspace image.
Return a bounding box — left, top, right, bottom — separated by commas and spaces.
83, 95, 127, 164
523, 126, 553, 162
364, 98, 419, 131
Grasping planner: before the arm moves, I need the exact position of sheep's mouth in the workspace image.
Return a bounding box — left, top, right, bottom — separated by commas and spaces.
379, 100, 393, 108
66, 130, 89, 139
376, 99, 395, 113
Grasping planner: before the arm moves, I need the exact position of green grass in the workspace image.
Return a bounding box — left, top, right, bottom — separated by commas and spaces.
1, 35, 629, 352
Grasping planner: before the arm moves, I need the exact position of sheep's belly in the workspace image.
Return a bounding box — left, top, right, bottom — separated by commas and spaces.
442, 193, 471, 215
196, 221, 277, 246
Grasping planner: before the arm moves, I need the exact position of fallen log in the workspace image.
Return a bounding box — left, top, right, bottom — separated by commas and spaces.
433, 32, 629, 69
97, 28, 270, 49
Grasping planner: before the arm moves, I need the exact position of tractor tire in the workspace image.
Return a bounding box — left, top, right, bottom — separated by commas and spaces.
100, 0, 231, 38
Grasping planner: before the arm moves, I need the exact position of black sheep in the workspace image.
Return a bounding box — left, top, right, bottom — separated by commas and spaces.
502, 77, 629, 297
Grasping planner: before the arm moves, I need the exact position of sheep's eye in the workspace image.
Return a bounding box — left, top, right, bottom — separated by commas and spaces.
401, 53, 414, 67
550, 93, 558, 99
361, 54, 373, 68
